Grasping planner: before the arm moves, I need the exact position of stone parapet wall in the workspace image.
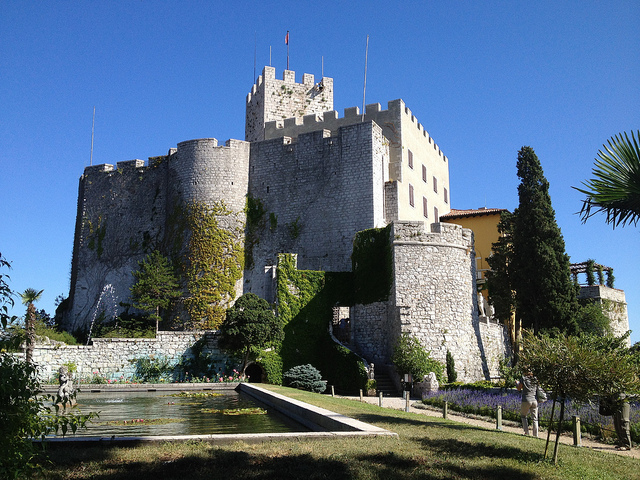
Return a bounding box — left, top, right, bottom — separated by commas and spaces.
26, 331, 226, 383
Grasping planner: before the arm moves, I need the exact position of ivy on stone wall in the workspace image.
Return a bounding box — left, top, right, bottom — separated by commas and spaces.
181, 201, 244, 329
352, 225, 393, 305
276, 253, 366, 393
85, 215, 107, 258
244, 195, 266, 269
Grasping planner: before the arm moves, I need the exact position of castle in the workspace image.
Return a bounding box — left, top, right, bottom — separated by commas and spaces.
61, 66, 509, 381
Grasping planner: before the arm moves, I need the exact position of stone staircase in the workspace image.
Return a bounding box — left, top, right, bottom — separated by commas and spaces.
374, 368, 398, 397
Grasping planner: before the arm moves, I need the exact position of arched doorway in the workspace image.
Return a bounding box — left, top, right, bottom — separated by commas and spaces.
245, 363, 264, 383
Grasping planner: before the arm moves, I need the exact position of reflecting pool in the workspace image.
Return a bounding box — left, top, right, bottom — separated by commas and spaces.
61, 389, 308, 437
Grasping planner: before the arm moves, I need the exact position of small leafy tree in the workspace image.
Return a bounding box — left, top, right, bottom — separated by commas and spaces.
391, 333, 444, 383
576, 301, 611, 336
130, 250, 181, 332
20, 288, 43, 363
283, 364, 327, 393
219, 293, 284, 377
519, 331, 640, 464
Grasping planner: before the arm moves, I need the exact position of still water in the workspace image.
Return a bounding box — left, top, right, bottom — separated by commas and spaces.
61, 390, 308, 437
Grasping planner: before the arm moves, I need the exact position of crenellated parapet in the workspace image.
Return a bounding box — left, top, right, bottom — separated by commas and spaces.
264, 99, 448, 163
245, 66, 334, 143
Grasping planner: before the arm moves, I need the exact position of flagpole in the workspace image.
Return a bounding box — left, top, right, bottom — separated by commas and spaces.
286, 30, 290, 70
362, 35, 369, 122
90, 106, 95, 166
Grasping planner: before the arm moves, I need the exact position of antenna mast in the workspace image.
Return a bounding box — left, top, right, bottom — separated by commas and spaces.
90, 106, 95, 166
362, 35, 369, 122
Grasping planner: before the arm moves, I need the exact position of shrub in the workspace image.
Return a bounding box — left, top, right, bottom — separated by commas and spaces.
0, 353, 95, 478
131, 356, 175, 382
257, 350, 283, 385
283, 364, 327, 393
391, 333, 444, 383
446, 350, 457, 383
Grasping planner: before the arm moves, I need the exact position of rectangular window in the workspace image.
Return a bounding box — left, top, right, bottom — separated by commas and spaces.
444, 187, 449, 204
423, 197, 428, 218
422, 164, 427, 182
433, 176, 438, 193
409, 184, 415, 207
408, 149, 414, 169
434, 206, 439, 221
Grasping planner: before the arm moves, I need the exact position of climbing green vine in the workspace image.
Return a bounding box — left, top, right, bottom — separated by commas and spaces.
85, 215, 107, 258
275, 253, 366, 393
181, 201, 244, 329
352, 224, 393, 304
244, 195, 266, 269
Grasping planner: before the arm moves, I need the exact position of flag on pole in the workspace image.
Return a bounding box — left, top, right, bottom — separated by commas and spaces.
285, 31, 290, 70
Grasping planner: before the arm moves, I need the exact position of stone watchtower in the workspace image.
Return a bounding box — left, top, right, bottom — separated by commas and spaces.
245, 66, 334, 142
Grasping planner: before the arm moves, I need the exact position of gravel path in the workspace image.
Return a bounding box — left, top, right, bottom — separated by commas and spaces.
341, 395, 638, 459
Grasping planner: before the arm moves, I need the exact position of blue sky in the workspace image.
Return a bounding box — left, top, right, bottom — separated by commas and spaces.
1, 1, 638, 342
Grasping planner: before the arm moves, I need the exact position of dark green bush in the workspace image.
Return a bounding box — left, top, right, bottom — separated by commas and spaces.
283, 364, 327, 393
257, 350, 283, 385
446, 350, 457, 383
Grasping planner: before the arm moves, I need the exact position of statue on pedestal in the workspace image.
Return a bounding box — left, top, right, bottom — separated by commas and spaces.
55, 366, 76, 407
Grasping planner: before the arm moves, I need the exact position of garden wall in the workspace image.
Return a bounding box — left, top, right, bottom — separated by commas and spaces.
24, 331, 228, 383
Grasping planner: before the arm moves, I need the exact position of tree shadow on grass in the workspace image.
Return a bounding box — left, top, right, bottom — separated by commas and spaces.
46, 449, 352, 480
352, 451, 539, 480
43, 446, 539, 480
416, 435, 544, 465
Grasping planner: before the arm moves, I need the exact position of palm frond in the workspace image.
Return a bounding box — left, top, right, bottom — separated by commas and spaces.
20, 288, 44, 305
573, 130, 640, 228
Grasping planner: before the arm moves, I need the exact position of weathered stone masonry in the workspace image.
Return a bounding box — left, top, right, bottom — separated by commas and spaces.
352, 221, 510, 381
24, 331, 225, 383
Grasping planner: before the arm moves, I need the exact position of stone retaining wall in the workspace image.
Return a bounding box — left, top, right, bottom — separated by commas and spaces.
24, 331, 228, 382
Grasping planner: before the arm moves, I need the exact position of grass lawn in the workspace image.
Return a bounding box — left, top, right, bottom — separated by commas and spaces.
35, 385, 638, 480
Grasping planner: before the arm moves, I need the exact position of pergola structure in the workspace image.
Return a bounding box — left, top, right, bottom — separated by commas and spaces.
570, 261, 614, 287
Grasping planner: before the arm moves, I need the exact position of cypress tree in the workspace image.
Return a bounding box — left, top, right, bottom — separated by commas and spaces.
511, 146, 579, 335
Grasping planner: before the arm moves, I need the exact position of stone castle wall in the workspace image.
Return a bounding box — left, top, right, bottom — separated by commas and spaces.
244, 122, 389, 300
64, 138, 252, 333
64, 159, 169, 333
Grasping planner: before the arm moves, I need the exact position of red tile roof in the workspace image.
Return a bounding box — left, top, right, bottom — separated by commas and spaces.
441, 208, 508, 219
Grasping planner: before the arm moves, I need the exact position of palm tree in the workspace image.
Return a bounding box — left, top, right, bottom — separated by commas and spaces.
20, 288, 43, 363
574, 130, 640, 228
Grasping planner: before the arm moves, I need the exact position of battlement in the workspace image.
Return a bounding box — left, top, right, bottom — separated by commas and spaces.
247, 66, 330, 103
82, 139, 248, 176
391, 221, 472, 249
264, 99, 448, 162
